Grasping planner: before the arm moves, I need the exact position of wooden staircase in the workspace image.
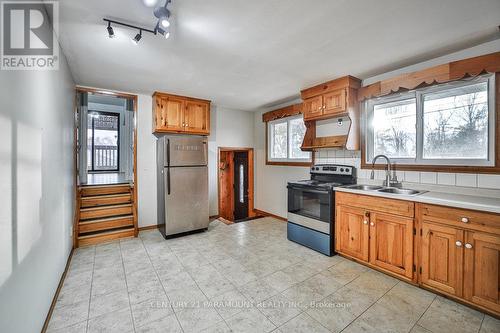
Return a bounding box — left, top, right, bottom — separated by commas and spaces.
76, 184, 137, 247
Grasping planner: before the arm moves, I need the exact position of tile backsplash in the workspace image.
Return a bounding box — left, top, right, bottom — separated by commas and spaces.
315, 149, 500, 190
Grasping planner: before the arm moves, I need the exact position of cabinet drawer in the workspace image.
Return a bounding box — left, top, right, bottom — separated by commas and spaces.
419, 204, 500, 235
336, 192, 414, 218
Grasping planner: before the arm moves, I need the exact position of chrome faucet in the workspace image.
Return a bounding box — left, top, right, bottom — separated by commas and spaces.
370, 154, 401, 187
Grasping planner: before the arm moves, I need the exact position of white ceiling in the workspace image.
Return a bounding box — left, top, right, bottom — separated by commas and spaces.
57, 0, 500, 110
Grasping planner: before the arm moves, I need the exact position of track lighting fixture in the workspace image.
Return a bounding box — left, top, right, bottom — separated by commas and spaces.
107, 22, 114, 38
103, 0, 173, 44
131, 31, 142, 45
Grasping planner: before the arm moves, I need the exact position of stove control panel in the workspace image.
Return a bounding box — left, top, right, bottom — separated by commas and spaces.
311, 164, 354, 176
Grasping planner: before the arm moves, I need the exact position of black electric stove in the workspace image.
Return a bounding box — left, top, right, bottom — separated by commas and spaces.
287, 164, 356, 256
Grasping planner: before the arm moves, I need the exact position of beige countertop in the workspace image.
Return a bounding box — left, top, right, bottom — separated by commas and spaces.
335, 186, 500, 214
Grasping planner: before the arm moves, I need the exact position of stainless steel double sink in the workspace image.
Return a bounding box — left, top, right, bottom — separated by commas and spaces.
341, 184, 425, 196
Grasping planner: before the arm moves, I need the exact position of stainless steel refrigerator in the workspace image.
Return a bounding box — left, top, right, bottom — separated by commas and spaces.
157, 135, 209, 238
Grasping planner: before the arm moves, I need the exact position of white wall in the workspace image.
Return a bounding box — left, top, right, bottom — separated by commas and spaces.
136, 94, 157, 228
208, 106, 255, 216
136, 101, 255, 227
0, 49, 75, 331
253, 40, 500, 218
253, 106, 310, 218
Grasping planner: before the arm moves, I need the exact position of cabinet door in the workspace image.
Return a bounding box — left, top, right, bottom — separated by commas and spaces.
158, 96, 184, 132
184, 101, 210, 134
463, 231, 500, 313
336, 205, 369, 261
323, 88, 346, 116
302, 96, 323, 120
369, 212, 414, 279
420, 222, 464, 297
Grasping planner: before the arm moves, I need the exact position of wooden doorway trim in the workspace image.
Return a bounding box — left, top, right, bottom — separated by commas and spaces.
217, 147, 255, 221
73, 86, 139, 248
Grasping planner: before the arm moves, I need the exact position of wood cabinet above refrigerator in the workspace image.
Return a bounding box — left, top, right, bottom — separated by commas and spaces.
152, 92, 211, 135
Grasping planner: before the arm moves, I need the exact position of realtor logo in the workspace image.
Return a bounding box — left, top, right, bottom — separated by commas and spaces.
1, 0, 59, 70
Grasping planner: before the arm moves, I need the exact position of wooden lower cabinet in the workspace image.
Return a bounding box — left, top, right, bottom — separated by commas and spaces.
335, 194, 500, 316
420, 222, 464, 297
463, 231, 500, 313
336, 205, 369, 261
370, 212, 414, 279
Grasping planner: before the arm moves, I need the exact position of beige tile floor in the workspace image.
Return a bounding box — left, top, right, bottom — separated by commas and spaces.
47, 217, 499, 333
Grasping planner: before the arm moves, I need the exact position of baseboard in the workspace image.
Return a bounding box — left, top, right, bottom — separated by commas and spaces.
139, 217, 220, 232
253, 209, 287, 222
41, 248, 74, 333
138, 224, 159, 231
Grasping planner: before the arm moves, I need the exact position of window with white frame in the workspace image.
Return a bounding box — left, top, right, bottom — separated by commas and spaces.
267, 115, 311, 163
365, 75, 495, 166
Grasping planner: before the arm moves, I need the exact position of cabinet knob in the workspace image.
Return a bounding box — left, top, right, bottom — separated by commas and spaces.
363, 220, 368, 225
465, 243, 473, 249
370, 222, 375, 226
455, 241, 462, 247
461, 217, 469, 223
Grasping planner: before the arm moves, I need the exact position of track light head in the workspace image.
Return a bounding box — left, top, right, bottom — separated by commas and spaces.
131, 31, 142, 45
107, 23, 115, 38
157, 26, 170, 39
160, 17, 170, 28
154, 6, 170, 28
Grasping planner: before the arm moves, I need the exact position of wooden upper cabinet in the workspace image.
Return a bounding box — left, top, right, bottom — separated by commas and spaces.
303, 96, 323, 120
420, 222, 464, 297
323, 88, 346, 116
463, 231, 500, 313
158, 96, 184, 132
301, 76, 360, 122
152, 92, 210, 135
336, 205, 369, 261
369, 212, 414, 279
184, 101, 210, 134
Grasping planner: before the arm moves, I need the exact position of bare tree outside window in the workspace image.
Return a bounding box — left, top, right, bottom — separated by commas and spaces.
268, 115, 311, 162
423, 82, 488, 159
373, 99, 416, 158
271, 122, 287, 159
366, 75, 493, 166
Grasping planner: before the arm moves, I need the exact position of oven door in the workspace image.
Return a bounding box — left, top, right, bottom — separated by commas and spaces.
287, 185, 332, 231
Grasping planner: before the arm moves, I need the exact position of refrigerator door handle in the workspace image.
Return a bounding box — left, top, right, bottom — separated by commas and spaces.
167, 167, 171, 195
166, 138, 171, 166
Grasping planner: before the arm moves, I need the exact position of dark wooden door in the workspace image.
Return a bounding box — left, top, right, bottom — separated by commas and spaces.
233, 152, 249, 221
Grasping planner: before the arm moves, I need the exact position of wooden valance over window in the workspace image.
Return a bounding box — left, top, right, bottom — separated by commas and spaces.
262, 103, 302, 122
358, 52, 500, 101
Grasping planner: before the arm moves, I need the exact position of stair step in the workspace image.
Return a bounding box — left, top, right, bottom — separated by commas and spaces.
80, 204, 133, 220
81, 193, 132, 208
80, 184, 131, 197
78, 227, 135, 247
79, 215, 134, 234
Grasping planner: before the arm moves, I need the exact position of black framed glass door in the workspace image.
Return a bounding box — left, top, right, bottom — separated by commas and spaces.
87, 111, 120, 172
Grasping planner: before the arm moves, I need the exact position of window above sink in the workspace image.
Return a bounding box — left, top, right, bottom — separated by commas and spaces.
364, 74, 495, 168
